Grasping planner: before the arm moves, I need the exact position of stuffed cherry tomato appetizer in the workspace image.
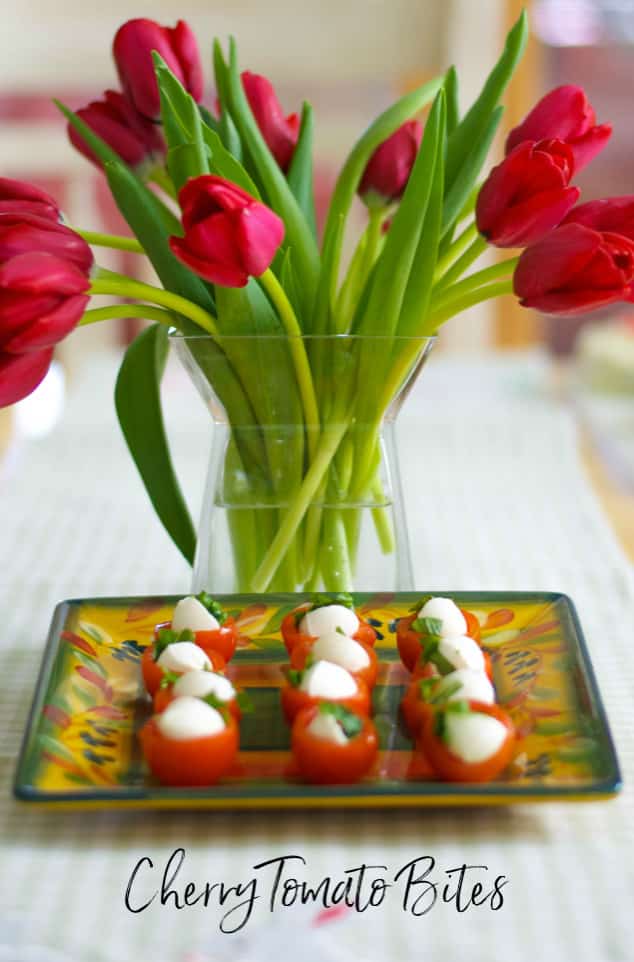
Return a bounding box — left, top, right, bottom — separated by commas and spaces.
281, 660, 371, 724
411, 633, 493, 684
397, 596, 481, 672
157, 593, 239, 663
140, 696, 239, 786
281, 594, 376, 654
401, 668, 496, 736
290, 630, 378, 689
420, 700, 516, 783
153, 668, 243, 721
291, 703, 378, 784
141, 630, 224, 697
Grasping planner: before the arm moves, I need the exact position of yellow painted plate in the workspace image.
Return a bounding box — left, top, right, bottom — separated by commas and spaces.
14, 592, 621, 809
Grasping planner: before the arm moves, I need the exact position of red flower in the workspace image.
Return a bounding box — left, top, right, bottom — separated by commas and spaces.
0, 178, 60, 221
476, 139, 579, 248
506, 85, 611, 173
68, 90, 165, 172
513, 223, 634, 315
0, 347, 54, 407
0, 213, 94, 275
241, 71, 299, 172
169, 176, 285, 287
359, 121, 423, 205
563, 196, 634, 241
113, 18, 203, 121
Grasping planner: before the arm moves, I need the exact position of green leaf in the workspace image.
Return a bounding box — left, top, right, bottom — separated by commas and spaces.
287, 102, 317, 236
202, 127, 261, 197
166, 144, 202, 194
445, 10, 528, 190
154, 53, 209, 175
442, 106, 502, 235
115, 325, 196, 565
310, 592, 354, 611
412, 616, 444, 636
318, 702, 363, 738
196, 592, 228, 624
199, 104, 220, 135
444, 65, 460, 135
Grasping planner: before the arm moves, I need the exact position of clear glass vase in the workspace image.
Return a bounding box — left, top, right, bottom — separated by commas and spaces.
172, 333, 434, 594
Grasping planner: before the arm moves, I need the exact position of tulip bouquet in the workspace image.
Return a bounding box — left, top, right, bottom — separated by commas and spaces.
1, 12, 632, 592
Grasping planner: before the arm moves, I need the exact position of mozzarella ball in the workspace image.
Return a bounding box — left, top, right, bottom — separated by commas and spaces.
299, 660, 358, 699
299, 604, 359, 638
444, 711, 508, 764
310, 632, 370, 672
157, 696, 225, 740
306, 711, 348, 745
172, 596, 220, 633
172, 670, 235, 703
157, 641, 211, 674
436, 669, 494, 704
418, 597, 467, 637
438, 635, 485, 673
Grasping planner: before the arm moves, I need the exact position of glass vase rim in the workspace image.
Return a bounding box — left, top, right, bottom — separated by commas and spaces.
169, 330, 437, 344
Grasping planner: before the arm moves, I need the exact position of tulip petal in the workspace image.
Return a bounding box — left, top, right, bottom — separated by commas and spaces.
0, 252, 91, 295
178, 176, 255, 229
563, 196, 634, 241
242, 71, 299, 172
506, 86, 594, 152
0, 200, 59, 221
236, 204, 285, 276
1, 294, 89, 353
169, 236, 248, 287
569, 124, 612, 173
519, 288, 624, 315
0, 346, 53, 407
0, 177, 59, 211
0, 291, 62, 342
513, 224, 601, 300
169, 21, 204, 105
485, 186, 579, 247
0, 221, 94, 275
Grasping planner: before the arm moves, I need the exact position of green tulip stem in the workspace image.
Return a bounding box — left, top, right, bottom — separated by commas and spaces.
335, 207, 386, 332
434, 233, 488, 293
431, 256, 519, 315
79, 304, 177, 327
73, 229, 145, 254
259, 267, 321, 453
90, 268, 218, 335
423, 278, 514, 332
433, 221, 478, 283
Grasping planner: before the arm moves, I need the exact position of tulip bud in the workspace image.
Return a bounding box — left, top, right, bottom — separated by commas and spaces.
0, 214, 94, 276
506, 85, 611, 173
113, 18, 203, 121
476, 139, 579, 248
358, 121, 423, 207
241, 72, 300, 172
68, 90, 165, 173
0, 252, 91, 354
0, 177, 60, 221
514, 223, 634, 315
563, 196, 634, 242
169, 176, 285, 287
0, 346, 55, 407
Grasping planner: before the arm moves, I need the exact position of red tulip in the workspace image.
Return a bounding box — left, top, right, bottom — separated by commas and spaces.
476, 139, 579, 248
0, 178, 60, 221
513, 223, 634, 315
0, 346, 54, 407
506, 85, 611, 173
358, 121, 423, 205
0, 214, 93, 276
0, 252, 91, 354
563, 196, 634, 242
241, 72, 299, 172
113, 18, 203, 121
68, 90, 165, 172
169, 176, 285, 287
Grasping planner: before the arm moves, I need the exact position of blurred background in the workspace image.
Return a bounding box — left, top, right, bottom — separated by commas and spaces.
0, 0, 633, 545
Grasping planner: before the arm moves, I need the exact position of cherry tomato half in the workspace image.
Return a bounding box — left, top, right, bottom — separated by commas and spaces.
419, 700, 516, 783
281, 610, 377, 654
397, 610, 486, 674
280, 676, 371, 724
289, 638, 378, 689
153, 684, 241, 721
140, 713, 239, 786
291, 705, 378, 784
141, 644, 226, 697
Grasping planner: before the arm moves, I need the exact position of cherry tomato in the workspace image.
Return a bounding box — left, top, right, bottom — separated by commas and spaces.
141, 644, 225, 697
419, 700, 516, 783
280, 675, 371, 724
281, 610, 377, 654
400, 679, 434, 736
290, 638, 378, 689
140, 713, 239, 786
194, 618, 239, 663
397, 612, 489, 676
291, 705, 378, 784
153, 684, 241, 721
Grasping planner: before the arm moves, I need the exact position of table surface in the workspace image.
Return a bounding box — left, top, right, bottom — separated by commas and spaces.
1, 351, 633, 962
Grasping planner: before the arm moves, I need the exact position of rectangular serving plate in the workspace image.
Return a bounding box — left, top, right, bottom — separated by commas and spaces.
14, 592, 621, 809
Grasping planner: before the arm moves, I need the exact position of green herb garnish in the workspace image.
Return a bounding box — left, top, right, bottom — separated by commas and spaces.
287, 668, 303, 687
310, 592, 354, 611
195, 591, 227, 625
411, 616, 443, 636
318, 702, 363, 739
159, 670, 180, 689
153, 627, 195, 661
419, 637, 455, 676
409, 594, 433, 613
434, 699, 471, 742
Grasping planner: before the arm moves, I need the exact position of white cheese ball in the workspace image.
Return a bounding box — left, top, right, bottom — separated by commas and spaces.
172, 596, 220, 633
299, 604, 359, 638
444, 711, 508, 764
157, 696, 225, 740
438, 635, 485, 673
311, 632, 370, 673
172, 670, 235, 703
436, 668, 494, 705
157, 641, 211, 674
418, 597, 467, 637
306, 711, 348, 746
299, 660, 358, 699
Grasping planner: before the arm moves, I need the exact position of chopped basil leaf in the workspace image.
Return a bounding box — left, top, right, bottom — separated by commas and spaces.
201, 694, 230, 723
409, 594, 433, 613
318, 702, 362, 738
153, 627, 195, 661
310, 592, 354, 611
420, 637, 454, 677
287, 668, 303, 687
159, 670, 180, 689
412, 616, 443, 637
445, 699, 471, 715
431, 679, 463, 704
195, 591, 227, 625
